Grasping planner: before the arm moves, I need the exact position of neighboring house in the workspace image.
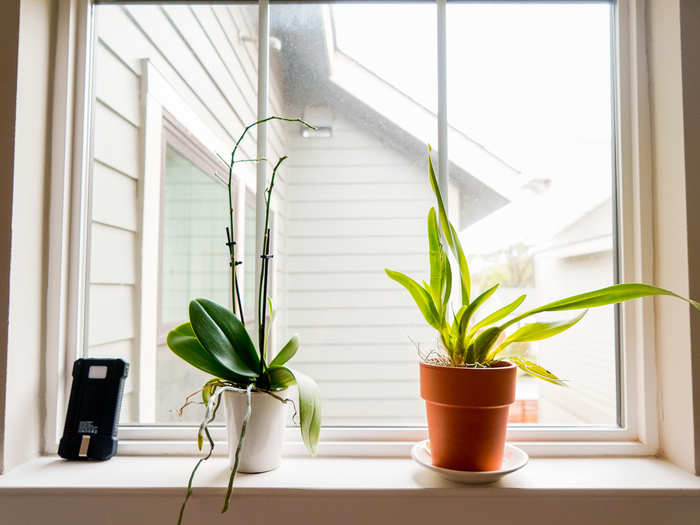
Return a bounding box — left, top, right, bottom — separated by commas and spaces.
533, 199, 617, 424
88, 4, 528, 425
460, 190, 616, 424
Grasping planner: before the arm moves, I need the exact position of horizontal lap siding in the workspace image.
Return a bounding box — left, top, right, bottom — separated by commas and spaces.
89, 36, 141, 418
92, 163, 139, 231
282, 117, 433, 425
89, 5, 280, 423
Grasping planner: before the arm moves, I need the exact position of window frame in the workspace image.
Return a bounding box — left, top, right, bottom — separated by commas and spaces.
44, 0, 659, 457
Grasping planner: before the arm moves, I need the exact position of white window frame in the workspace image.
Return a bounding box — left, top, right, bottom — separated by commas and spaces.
44, 0, 658, 458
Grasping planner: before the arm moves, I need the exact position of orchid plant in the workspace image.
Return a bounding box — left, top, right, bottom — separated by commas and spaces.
386, 150, 700, 383
167, 117, 321, 524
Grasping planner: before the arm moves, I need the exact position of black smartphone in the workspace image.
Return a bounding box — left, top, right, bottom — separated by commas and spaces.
58, 358, 129, 461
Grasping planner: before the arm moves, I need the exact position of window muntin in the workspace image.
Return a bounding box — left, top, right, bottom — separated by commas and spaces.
85, 1, 622, 430
244, 191, 257, 326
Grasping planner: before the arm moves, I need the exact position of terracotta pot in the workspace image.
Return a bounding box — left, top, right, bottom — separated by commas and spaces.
420, 360, 517, 471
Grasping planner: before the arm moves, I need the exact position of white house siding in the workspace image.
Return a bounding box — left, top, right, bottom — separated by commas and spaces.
89, 4, 287, 423
532, 201, 616, 424
281, 116, 436, 426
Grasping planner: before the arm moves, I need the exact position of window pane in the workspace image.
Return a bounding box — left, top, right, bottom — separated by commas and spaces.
271, 2, 436, 425
447, 3, 616, 425
87, 3, 259, 424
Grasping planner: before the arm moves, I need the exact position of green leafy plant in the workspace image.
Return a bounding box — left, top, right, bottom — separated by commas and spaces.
386, 150, 700, 383
167, 117, 321, 524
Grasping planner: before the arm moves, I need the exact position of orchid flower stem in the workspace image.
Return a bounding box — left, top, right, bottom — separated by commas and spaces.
227, 118, 313, 320
234, 271, 244, 327
257, 156, 288, 366
259, 230, 271, 371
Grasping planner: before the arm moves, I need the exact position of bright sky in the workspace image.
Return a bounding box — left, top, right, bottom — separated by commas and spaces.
333, 3, 613, 198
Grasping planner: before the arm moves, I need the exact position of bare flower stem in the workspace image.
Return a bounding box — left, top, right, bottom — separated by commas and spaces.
256, 156, 288, 367
226, 118, 314, 318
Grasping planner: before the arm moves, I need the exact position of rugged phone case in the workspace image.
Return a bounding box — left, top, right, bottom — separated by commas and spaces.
58, 358, 129, 461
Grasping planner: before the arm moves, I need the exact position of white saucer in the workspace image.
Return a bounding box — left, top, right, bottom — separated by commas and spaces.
411, 440, 528, 484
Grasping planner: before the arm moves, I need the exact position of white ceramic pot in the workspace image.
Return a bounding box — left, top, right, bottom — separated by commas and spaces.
222, 388, 288, 473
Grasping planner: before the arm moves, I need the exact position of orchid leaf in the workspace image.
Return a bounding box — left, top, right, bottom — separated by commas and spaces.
385, 269, 440, 329
428, 152, 470, 304
284, 367, 321, 455
461, 284, 499, 336
491, 311, 587, 360
189, 298, 259, 378
270, 335, 300, 368
502, 283, 700, 329
452, 305, 468, 336
267, 366, 296, 389
508, 356, 566, 386
470, 294, 527, 333
472, 326, 503, 363
427, 207, 442, 300
167, 322, 250, 383
441, 252, 452, 316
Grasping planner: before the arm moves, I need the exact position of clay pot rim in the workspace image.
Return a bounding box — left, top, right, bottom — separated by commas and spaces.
419, 360, 516, 371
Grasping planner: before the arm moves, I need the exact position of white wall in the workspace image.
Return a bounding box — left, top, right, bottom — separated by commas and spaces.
647, 0, 700, 474
2, 489, 700, 525
0, 0, 54, 473
0, 0, 20, 475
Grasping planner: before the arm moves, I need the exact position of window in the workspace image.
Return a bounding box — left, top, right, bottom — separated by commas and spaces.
52, 0, 656, 454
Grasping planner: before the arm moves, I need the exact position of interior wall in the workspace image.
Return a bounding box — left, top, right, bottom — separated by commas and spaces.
0, 0, 55, 473
678, 0, 700, 474
2, 491, 700, 525
647, 0, 700, 474
0, 0, 21, 476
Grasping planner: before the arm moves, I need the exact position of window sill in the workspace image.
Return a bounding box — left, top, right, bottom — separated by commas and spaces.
1, 454, 699, 495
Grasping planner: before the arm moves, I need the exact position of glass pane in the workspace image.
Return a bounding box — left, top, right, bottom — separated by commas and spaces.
87, 3, 258, 424
447, 3, 616, 425
271, 2, 437, 426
